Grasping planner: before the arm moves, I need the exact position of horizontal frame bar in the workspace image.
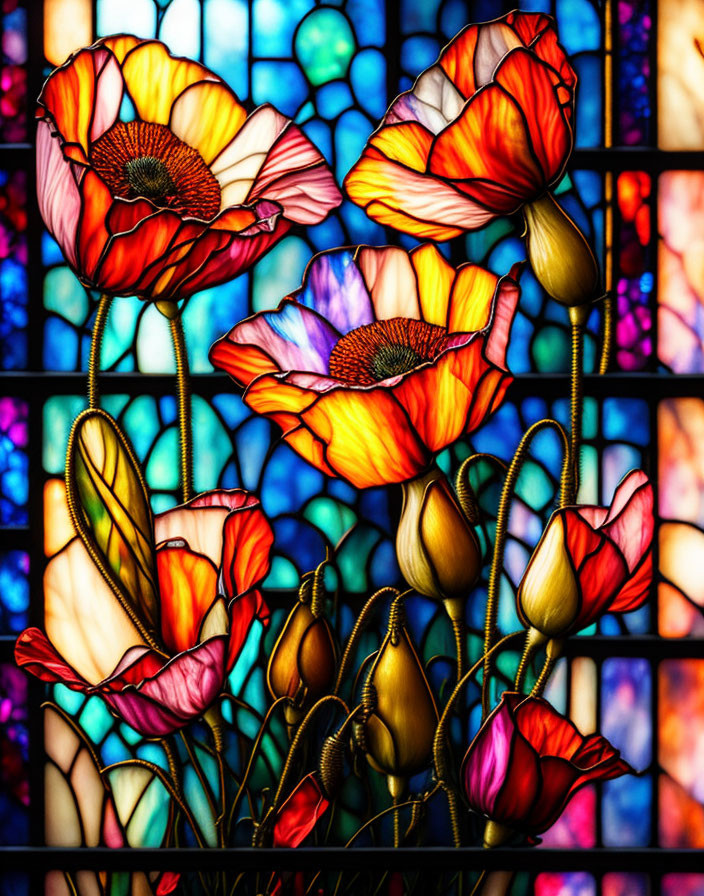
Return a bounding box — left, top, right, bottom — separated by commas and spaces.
5, 144, 704, 171
1, 372, 702, 399
0, 847, 701, 872
3, 634, 703, 659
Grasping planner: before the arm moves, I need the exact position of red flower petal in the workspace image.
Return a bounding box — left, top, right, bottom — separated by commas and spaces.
273, 774, 329, 848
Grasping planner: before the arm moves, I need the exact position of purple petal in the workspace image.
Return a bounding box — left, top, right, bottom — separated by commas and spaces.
299, 250, 374, 335
231, 300, 341, 374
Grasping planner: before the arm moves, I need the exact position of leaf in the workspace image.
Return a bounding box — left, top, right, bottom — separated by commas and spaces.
66, 409, 159, 636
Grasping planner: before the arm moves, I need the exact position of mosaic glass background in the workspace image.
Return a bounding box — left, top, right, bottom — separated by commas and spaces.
0, 0, 27, 142
0, 168, 28, 370
0, 0, 703, 893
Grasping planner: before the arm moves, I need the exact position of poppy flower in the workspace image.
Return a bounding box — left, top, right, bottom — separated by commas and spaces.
37, 35, 341, 304
517, 470, 654, 640
210, 245, 521, 489
15, 488, 274, 737
344, 10, 576, 241
462, 692, 633, 839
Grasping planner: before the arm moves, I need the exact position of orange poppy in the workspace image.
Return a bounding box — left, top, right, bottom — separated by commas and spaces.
210, 245, 521, 489
344, 11, 576, 240
37, 36, 341, 302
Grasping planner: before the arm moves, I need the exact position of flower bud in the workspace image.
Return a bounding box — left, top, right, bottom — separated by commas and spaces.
267, 598, 337, 712
524, 193, 600, 309
357, 600, 438, 786
396, 467, 481, 601
516, 513, 580, 639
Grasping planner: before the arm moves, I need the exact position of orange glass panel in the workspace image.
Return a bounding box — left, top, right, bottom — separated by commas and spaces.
44, 0, 92, 67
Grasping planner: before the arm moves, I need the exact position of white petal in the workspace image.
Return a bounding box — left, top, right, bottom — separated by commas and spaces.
356, 247, 421, 320
45, 537, 145, 685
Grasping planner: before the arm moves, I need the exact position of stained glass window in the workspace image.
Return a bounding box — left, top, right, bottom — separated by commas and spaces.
2, 2, 704, 895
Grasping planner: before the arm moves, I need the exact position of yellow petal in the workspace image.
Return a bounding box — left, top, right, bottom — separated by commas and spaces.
170, 81, 247, 165
121, 40, 218, 125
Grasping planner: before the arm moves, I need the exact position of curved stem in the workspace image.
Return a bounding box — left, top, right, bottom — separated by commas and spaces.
456, 453, 508, 524
334, 587, 398, 695
513, 628, 546, 692
272, 694, 349, 813
599, 293, 613, 375
530, 654, 557, 698
87, 294, 112, 410
227, 697, 288, 835
448, 607, 465, 684
161, 737, 182, 798
432, 631, 523, 847
568, 310, 585, 504
343, 785, 440, 848
392, 797, 400, 848
482, 421, 570, 718
169, 314, 193, 504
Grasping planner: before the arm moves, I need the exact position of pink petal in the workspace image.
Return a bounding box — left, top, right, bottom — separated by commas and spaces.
36, 120, 81, 267
600, 472, 654, 572
462, 698, 515, 814
90, 49, 124, 143
101, 637, 228, 736
248, 124, 342, 224
484, 263, 522, 368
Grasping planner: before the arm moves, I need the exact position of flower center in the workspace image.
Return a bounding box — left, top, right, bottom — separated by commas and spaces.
124, 155, 176, 200
328, 317, 450, 385
91, 121, 221, 219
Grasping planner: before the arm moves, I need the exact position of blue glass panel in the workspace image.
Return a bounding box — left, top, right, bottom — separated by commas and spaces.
252, 60, 308, 117
252, 0, 315, 56
0, 550, 29, 633
350, 48, 387, 117
97, 0, 156, 36
0, 170, 28, 370
159, 0, 201, 58
203, 0, 249, 99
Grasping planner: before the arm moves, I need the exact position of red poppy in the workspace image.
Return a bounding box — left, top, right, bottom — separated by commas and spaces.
462, 692, 633, 837
16, 488, 273, 736
344, 11, 575, 240
37, 35, 341, 302
210, 245, 521, 488
517, 470, 654, 639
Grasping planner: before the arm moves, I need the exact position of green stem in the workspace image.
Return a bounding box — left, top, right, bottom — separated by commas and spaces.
87, 294, 112, 410
481, 421, 570, 718
169, 314, 193, 504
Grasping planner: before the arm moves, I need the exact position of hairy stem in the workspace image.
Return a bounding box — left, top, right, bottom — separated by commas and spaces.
482, 421, 570, 718
87, 294, 112, 410
170, 314, 193, 504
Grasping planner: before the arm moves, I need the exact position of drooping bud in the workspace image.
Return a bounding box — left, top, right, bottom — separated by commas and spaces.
318, 733, 346, 798
356, 598, 439, 795
267, 566, 337, 722
396, 467, 481, 602
524, 192, 600, 311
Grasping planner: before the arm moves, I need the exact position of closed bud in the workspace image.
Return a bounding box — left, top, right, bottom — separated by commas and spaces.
358, 599, 439, 784
524, 193, 600, 310
267, 599, 337, 711
517, 513, 580, 639
396, 467, 481, 601
318, 734, 346, 798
